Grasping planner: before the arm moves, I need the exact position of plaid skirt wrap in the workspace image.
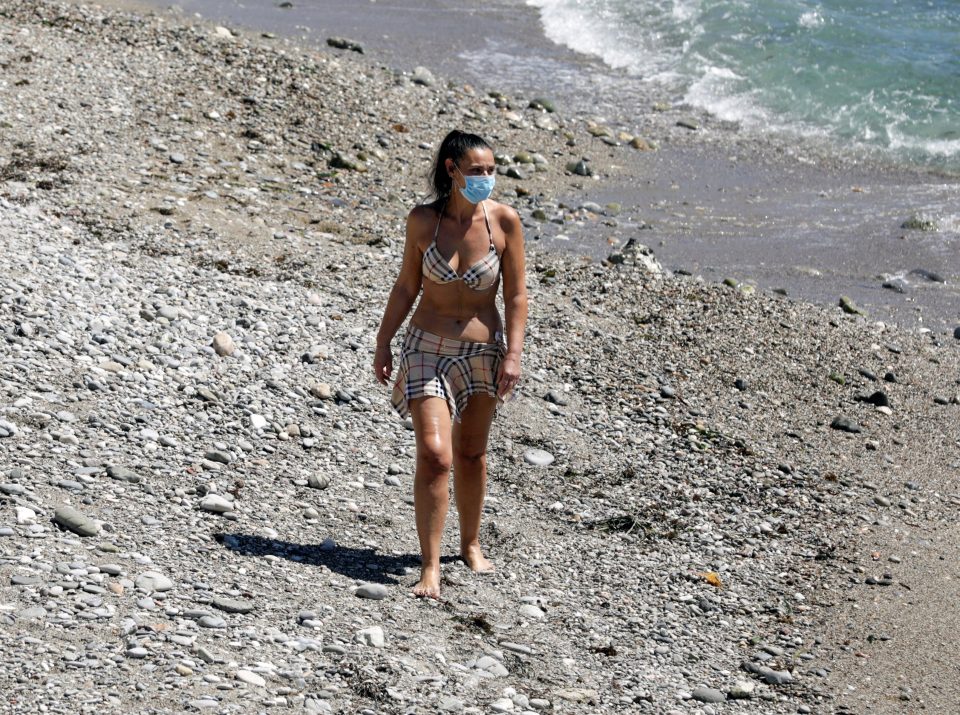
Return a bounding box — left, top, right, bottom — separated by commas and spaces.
391, 326, 505, 422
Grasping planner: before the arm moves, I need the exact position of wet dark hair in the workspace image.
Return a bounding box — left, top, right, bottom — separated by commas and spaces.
427, 130, 493, 204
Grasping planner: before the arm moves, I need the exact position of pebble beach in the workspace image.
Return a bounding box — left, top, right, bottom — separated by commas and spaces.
2, 2, 960, 714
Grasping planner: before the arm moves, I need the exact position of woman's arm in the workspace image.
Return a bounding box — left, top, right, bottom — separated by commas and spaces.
496, 205, 527, 396
373, 209, 427, 385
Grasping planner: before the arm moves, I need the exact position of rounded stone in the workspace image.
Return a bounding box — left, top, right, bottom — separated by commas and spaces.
213, 597, 255, 614
211, 331, 235, 356
135, 571, 174, 593
53, 506, 100, 537
199, 494, 234, 513
354, 583, 389, 600
356, 626, 385, 648
728, 681, 755, 699
236, 669, 266, 687
198, 615, 227, 629
523, 449, 555, 467
691, 686, 725, 704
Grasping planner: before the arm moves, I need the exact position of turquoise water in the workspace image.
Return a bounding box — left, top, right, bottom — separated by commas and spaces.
527, 0, 960, 169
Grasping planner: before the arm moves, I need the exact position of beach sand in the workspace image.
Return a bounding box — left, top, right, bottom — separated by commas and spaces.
1, 1, 959, 712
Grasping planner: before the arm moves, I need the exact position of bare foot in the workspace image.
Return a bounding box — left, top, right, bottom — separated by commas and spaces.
461, 543, 495, 573
412, 565, 441, 599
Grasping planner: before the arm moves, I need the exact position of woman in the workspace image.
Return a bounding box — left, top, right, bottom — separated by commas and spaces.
373, 130, 527, 599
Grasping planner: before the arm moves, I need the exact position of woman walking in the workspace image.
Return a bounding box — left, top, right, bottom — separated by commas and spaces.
373, 130, 527, 599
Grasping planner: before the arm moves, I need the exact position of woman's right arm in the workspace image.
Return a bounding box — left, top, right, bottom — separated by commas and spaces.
373, 209, 428, 385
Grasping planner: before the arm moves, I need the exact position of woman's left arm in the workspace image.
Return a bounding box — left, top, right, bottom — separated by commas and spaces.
497, 205, 527, 397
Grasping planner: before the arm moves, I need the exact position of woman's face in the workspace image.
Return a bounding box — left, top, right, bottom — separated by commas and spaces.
448, 147, 496, 189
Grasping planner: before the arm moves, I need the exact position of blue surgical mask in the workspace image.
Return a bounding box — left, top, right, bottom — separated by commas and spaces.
456, 166, 495, 204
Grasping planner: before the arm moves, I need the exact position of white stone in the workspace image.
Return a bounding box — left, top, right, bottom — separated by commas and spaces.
249, 414, 268, 430
135, 571, 174, 592
523, 448, 555, 467
200, 494, 234, 513
356, 626, 385, 648
212, 331, 235, 357
236, 669, 265, 687
15, 507, 36, 525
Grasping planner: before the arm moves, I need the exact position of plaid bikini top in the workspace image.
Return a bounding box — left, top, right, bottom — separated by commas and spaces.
422, 201, 500, 291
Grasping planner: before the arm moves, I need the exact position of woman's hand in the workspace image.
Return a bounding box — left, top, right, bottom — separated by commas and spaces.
373, 345, 393, 386
497, 353, 521, 398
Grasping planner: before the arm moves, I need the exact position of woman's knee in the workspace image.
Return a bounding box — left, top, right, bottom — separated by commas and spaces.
417, 446, 453, 475
454, 442, 487, 467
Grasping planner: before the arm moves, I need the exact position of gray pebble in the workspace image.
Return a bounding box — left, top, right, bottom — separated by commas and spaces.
53, 506, 100, 537
830, 416, 862, 433
199, 615, 227, 628
135, 571, 174, 592
213, 597, 255, 614
354, 583, 389, 600
691, 686, 725, 703
199, 494, 234, 513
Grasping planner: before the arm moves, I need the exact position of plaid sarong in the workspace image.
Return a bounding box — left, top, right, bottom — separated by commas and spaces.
391, 326, 505, 422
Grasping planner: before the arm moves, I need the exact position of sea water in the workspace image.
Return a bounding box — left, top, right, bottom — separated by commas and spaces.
526, 0, 960, 170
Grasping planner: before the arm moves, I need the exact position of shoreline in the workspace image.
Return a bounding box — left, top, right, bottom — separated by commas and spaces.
2, 2, 960, 713
99, 0, 960, 333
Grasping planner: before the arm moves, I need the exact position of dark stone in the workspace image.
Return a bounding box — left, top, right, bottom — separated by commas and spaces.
544, 390, 569, 406
858, 368, 877, 381
866, 391, 890, 408
565, 159, 593, 177
883, 372, 898, 383
212, 597, 255, 614
528, 97, 556, 113
326, 37, 364, 53
909, 268, 945, 282
329, 152, 364, 171
734, 378, 748, 391
107, 466, 142, 483
839, 295, 865, 315
830, 416, 861, 433
901, 215, 938, 231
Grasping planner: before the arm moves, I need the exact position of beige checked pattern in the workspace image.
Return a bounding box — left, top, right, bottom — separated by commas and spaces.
391, 326, 505, 422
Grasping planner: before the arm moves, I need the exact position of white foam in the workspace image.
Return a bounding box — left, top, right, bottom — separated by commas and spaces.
886, 125, 960, 159
798, 9, 824, 28
526, 0, 687, 79
527, 0, 960, 169
671, 0, 700, 22
683, 63, 769, 125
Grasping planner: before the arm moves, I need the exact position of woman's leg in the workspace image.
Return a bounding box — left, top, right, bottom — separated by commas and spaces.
409, 396, 453, 598
452, 393, 498, 572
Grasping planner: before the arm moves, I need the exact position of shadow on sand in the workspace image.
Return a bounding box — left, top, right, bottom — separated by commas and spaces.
213, 533, 458, 585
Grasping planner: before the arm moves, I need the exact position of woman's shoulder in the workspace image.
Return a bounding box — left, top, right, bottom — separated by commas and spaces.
407, 202, 442, 231
487, 201, 521, 233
